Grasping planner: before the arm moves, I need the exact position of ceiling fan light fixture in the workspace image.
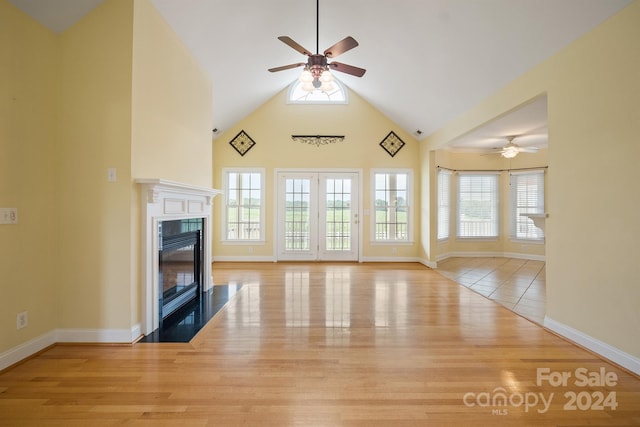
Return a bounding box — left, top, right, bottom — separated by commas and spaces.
320, 70, 333, 83
501, 146, 519, 158
299, 69, 313, 83
320, 80, 335, 93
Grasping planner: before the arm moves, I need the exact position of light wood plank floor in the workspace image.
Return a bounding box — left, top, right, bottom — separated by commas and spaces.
1, 262, 639, 426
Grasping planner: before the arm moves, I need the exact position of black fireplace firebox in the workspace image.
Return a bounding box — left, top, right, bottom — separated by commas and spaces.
158, 219, 204, 321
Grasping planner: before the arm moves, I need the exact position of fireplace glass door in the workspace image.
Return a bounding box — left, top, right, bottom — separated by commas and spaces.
159, 219, 203, 320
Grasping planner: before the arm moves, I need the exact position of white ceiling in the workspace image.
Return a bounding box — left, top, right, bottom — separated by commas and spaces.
446, 95, 548, 152
8, 0, 633, 147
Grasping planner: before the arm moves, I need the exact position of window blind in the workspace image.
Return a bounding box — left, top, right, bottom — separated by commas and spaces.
510, 170, 545, 240
437, 170, 451, 240
457, 173, 499, 238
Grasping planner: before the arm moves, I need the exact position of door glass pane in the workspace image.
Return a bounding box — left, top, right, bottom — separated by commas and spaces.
285, 178, 311, 251
325, 178, 351, 251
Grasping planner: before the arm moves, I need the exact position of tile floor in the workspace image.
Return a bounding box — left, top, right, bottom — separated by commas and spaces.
436, 257, 546, 324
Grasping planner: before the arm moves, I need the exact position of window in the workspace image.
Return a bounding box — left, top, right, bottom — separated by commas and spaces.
510, 170, 545, 240
223, 169, 265, 242
457, 173, 499, 238
437, 169, 452, 240
372, 170, 411, 241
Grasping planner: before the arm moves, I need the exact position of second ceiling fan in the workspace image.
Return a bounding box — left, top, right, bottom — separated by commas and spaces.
268, 0, 366, 92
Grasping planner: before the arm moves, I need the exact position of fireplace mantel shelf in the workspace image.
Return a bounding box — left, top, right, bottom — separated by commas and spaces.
136, 178, 222, 204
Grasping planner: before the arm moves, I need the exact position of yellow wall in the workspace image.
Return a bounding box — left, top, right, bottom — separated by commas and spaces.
0, 0, 59, 352
423, 2, 640, 358
212, 88, 421, 260
57, 0, 135, 331
131, 0, 213, 187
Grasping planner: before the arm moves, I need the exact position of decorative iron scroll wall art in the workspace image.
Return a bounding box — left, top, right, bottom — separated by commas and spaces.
379, 131, 405, 157
229, 130, 256, 156
291, 135, 345, 147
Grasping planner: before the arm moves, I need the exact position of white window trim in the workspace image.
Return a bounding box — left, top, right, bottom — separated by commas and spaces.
370, 168, 414, 244
221, 167, 266, 244
456, 171, 500, 240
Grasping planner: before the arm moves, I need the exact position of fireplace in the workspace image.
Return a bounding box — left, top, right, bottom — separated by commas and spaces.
159, 219, 203, 320
137, 179, 221, 335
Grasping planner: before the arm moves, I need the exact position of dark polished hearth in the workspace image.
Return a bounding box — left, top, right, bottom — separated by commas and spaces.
140, 284, 240, 343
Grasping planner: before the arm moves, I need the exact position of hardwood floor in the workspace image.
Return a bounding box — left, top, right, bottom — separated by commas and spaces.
1, 262, 639, 426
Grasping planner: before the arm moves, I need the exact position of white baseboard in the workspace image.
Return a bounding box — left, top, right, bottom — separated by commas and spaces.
212, 255, 276, 262
544, 316, 640, 376
503, 251, 546, 262
1, 324, 142, 371
0, 331, 57, 371
418, 257, 438, 269
360, 256, 420, 263
435, 251, 545, 264
56, 325, 142, 343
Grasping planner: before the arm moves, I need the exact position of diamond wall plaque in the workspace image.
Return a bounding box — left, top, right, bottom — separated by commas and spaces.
379, 131, 405, 157
229, 130, 256, 156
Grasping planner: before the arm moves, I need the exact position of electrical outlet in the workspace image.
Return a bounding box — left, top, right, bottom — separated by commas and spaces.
391, 247, 398, 254
0, 208, 18, 224
17, 311, 28, 329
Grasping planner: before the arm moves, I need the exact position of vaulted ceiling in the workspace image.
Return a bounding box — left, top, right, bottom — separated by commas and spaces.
8, 0, 633, 148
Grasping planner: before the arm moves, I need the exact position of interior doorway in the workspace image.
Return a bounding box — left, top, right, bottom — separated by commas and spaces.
276, 171, 360, 261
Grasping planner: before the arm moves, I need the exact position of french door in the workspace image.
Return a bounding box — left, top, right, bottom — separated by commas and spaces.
276, 171, 359, 261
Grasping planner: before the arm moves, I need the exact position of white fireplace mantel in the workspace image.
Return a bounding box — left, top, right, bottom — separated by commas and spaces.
136, 178, 222, 335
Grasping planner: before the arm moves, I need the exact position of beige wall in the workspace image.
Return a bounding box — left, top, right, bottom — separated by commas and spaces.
57, 0, 135, 331
423, 2, 640, 359
0, 0, 59, 352
131, 0, 212, 187
212, 88, 420, 260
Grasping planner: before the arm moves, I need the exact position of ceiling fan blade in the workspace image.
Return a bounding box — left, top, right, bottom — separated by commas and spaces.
268, 63, 306, 72
518, 147, 539, 153
328, 61, 366, 77
277, 36, 312, 56
324, 36, 359, 58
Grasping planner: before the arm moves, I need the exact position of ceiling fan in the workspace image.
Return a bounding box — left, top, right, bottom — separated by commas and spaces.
488, 136, 540, 158
268, 0, 366, 92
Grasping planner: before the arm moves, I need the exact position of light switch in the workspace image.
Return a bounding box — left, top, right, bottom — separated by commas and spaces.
0, 208, 18, 224
107, 168, 117, 182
